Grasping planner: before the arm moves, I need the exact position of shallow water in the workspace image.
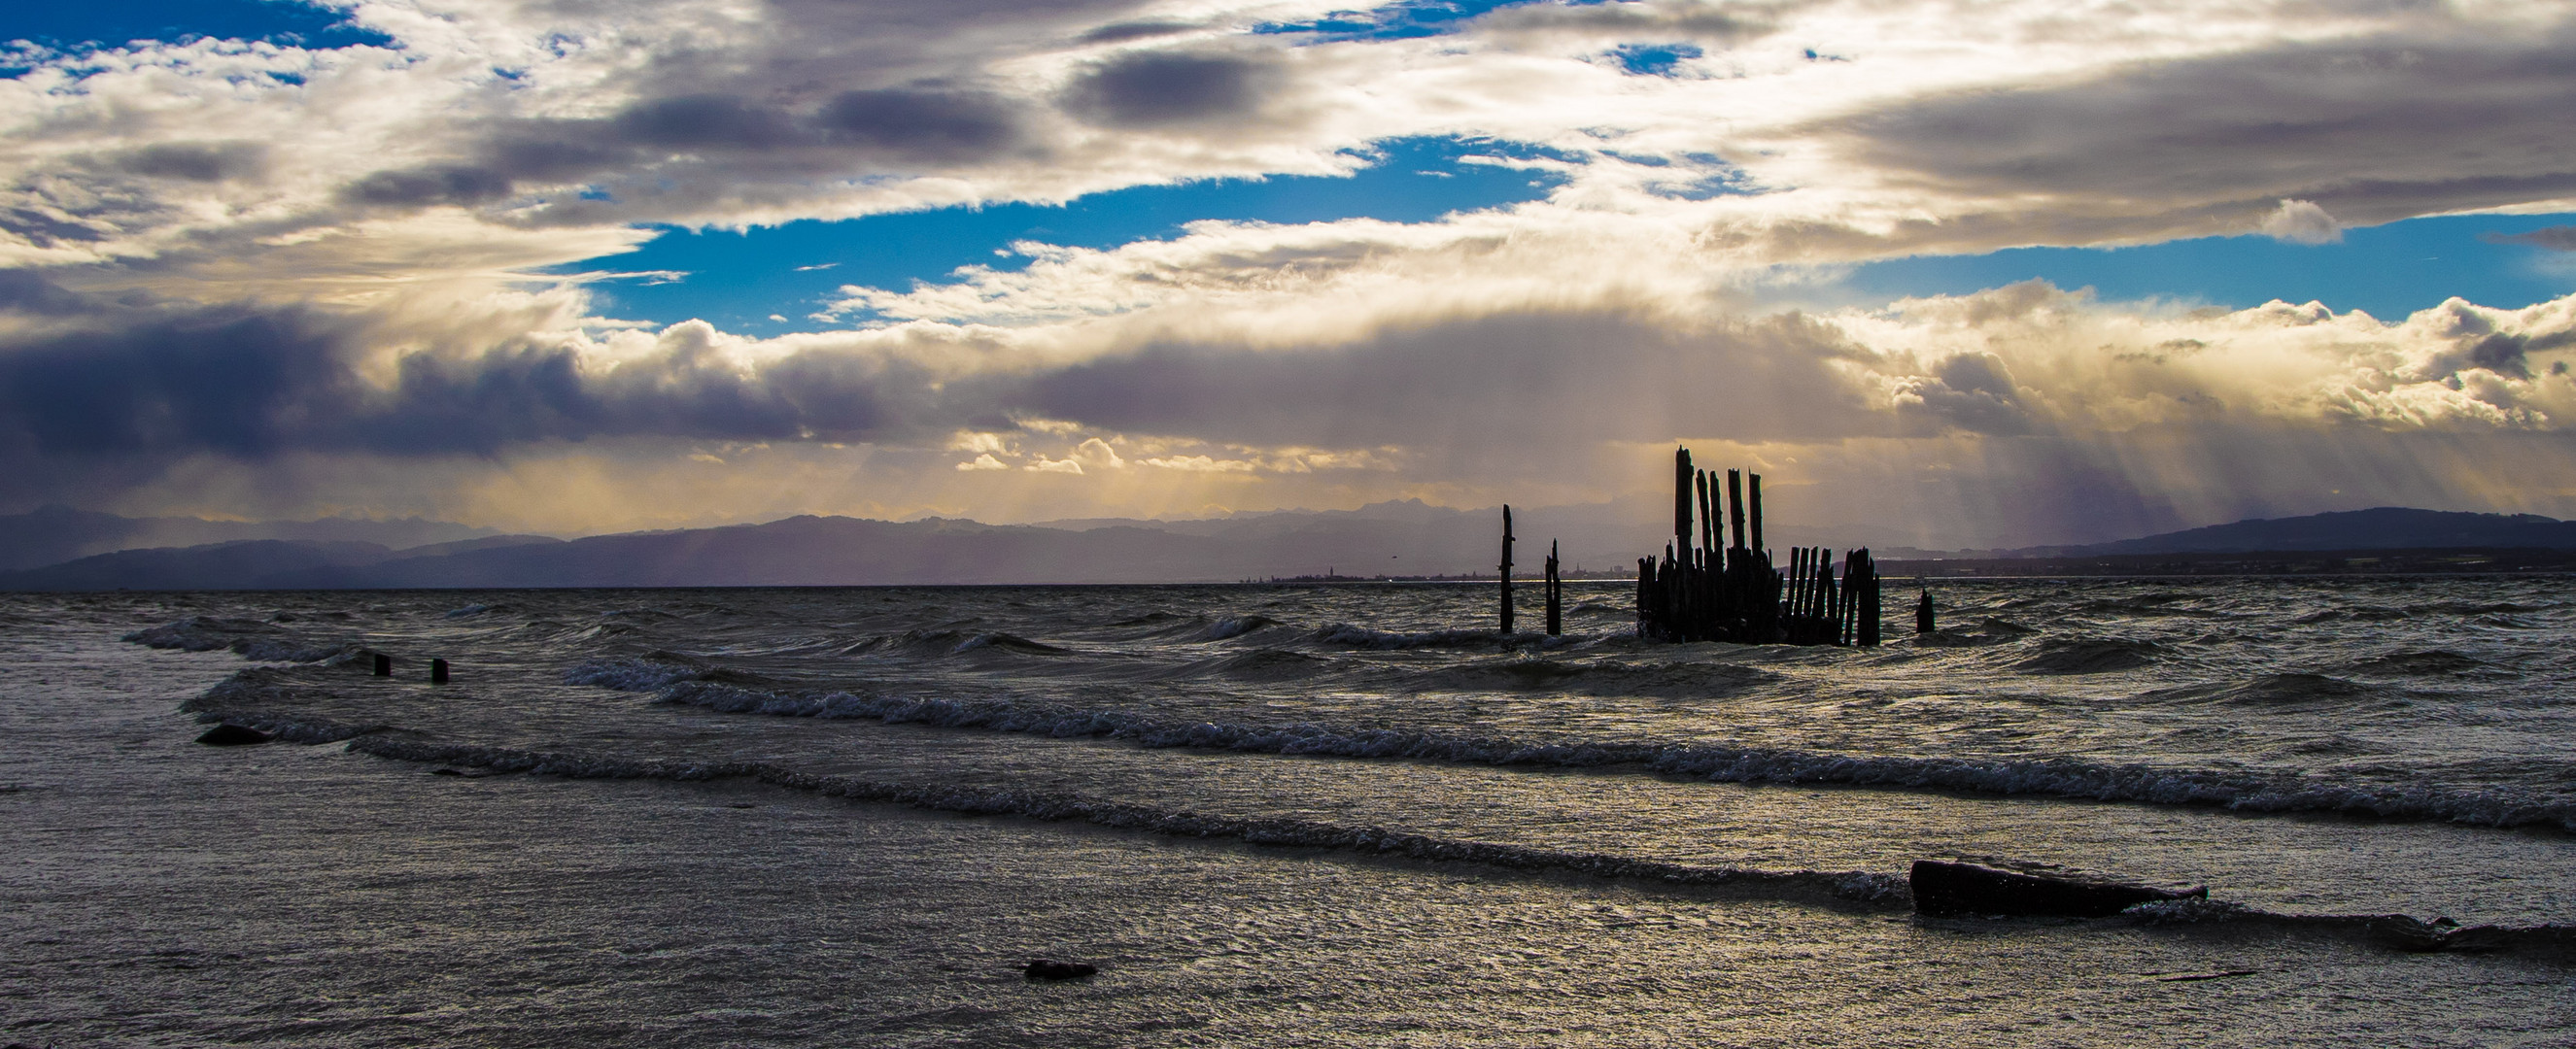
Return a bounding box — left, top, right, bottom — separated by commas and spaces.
7, 579, 2575, 1044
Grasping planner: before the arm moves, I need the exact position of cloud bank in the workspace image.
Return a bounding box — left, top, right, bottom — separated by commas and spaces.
5, 0, 2576, 540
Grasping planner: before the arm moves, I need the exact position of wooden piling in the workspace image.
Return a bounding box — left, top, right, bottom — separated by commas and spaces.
1915, 590, 1936, 635
1696, 470, 1716, 554
372, 653, 391, 677
1748, 473, 1765, 553
1545, 540, 1563, 636
1673, 448, 1694, 550
429, 658, 450, 685
1499, 505, 1516, 634
1726, 470, 1746, 551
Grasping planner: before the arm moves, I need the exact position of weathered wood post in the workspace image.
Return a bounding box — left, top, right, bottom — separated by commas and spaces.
1545, 540, 1563, 636
1674, 447, 1694, 554
1499, 505, 1516, 634
372, 653, 392, 677
1696, 470, 1716, 554
1726, 470, 1747, 551
429, 658, 450, 685
1748, 473, 1765, 554
1858, 553, 1882, 646
1915, 590, 1936, 635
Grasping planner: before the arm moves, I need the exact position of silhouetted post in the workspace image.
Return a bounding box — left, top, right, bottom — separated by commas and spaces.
372, 653, 392, 677
1499, 505, 1516, 634
1674, 447, 1694, 553
1696, 471, 1716, 553
1749, 473, 1765, 553
429, 658, 450, 685
1545, 540, 1563, 636
1726, 470, 1747, 551
1858, 552, 1882, 646
1915, 591, 1936, 635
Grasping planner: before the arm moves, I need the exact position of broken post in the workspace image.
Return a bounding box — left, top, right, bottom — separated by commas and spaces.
1499, 505, 1516, 634
1545, 540, 1563, 636
1748, 473, 1765, 553
1916, 590, 1936, 635
1673, 447, 1694, 552
1726, 469, 1746, 551
372, 653, 391, 677
430, 658, 450, 685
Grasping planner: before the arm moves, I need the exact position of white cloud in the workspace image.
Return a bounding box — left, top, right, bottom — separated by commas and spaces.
2259, 199, 2345, 245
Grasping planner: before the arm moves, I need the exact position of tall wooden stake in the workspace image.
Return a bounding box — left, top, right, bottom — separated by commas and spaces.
1748, 473, 1765, 553
1674, 447, 1694, 553
1499, 505, 1516, 634
1726, 469, 1747, 551
1545, 540, 1563, 636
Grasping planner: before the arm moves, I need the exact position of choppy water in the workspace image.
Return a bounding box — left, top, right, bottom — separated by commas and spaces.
7, 577, 2576, 1045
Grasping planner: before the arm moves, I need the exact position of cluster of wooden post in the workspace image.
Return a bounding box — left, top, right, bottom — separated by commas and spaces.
1496, 505, 1565, 636
1635, 446, 1882, 646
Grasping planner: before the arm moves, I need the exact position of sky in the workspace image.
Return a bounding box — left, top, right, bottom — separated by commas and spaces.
3, 0, 2574, 548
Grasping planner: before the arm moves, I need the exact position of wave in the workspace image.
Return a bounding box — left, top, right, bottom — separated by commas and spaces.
605, 675, 2576, 831
123, 616, 358, 663
162, 696, 2576, 962
841, 628, 1071, 659
317, 730, 1906, 907
2144, 673, 2391, 708
2349, 650, 2496, 677
2011, 636, 2162, 674
1313, 623, 1575, 651
1406, 658, 1776, 695
1199, 615, 1281, 642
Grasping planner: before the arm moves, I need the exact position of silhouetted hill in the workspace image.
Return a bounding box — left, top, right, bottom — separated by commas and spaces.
2059, 508, 2576, 556
0, 505, 502, 571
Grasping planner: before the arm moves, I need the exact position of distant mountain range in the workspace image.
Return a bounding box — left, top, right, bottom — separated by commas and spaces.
0, 504, 2569, 591
0, 504, 500, 572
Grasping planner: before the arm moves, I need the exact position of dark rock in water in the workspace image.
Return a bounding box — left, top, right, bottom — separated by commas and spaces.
1911, 859, 2205, 918
1024, 960, 1097, 980
194, 724, 272, 746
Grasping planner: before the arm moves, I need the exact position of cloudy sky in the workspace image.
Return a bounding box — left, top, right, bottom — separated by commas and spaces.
4, 0, 2573, 546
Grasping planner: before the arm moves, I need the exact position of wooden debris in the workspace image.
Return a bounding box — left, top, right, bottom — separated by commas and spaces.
1635, 446, 1881, 646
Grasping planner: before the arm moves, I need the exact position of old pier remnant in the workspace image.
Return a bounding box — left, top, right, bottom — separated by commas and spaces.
1544, 540, 1563, 636
1635, 445, 1883, 645
1498, 505, 1515, 633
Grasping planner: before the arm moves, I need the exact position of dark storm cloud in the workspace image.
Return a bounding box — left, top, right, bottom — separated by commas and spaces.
816, 88, 1026, 161
2484, 226, 2576, 252
0, 270, 90, 316
105, 142, 269, 182
0, 306, 352, 457
341, 164, 517, 207
1895, 353, 2033, 435
612, 95, 809, 151
0, 294, 924, 458
1058, 51, 1279, 128
1824, 29, 2576, 226
1005, 310, 1896, 449
1076, 20, 1200, 44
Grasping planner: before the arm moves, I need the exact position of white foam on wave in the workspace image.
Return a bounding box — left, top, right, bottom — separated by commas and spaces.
604, 671, 2576, 831
124, 616, 360, 663
323, 730, 1906, 907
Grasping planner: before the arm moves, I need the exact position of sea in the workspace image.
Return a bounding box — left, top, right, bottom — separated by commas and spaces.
4, 576, 2573, 1045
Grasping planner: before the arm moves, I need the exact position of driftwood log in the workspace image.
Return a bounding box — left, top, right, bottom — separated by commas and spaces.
1910, 860, 2208, 919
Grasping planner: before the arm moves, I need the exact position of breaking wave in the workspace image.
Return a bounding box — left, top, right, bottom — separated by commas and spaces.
577, 670, 2576, 830
124, 616, 359, 663
316, 729, 1906, 907
2011, 636, 2163, 674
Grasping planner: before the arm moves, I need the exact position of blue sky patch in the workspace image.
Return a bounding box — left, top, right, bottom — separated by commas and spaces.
567, 136, 1575, 333
1845, 213, 2576, 321
1256, 0, 1544, 42
0, 1, 391, 53
1611, 43, 1701, 76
